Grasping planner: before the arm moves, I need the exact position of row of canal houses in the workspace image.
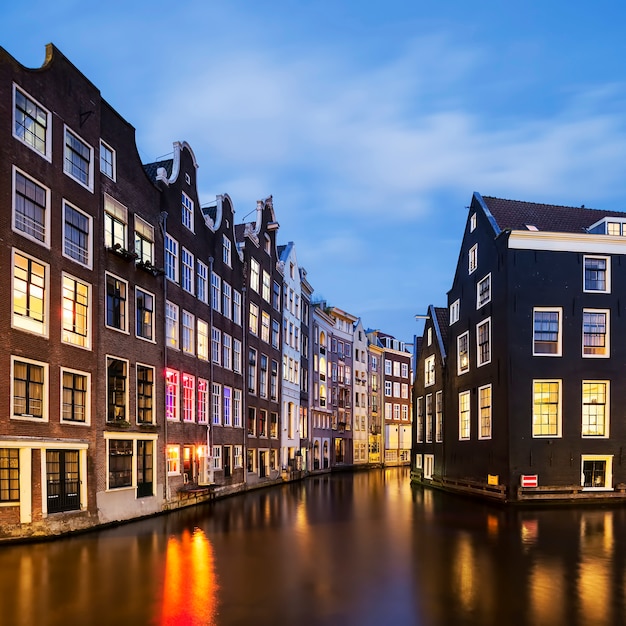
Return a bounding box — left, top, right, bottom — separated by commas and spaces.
0, 44, 412, 539
413, 191, 626, 503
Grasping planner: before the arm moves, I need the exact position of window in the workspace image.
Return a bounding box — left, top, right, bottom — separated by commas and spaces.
211, 273, 221, 313
258, 410, 268, 437
107, 358, 127, 422
250, 259, 260, 292
14, 85, 51, 158
270, 412, 278, 438
584, 256, 609, 293
181, 248, 194, 294
583, 310, 609, 357
165, 369, 179, 420
136, 365, 154, 424
470, 213, 477, 232
416, 397, 423, 442
197, 260, 208, 304
425, 355, 435, 386
182, 311, 195, 354
212, 446, 222, 470
401, 363, 409, 378
223, 387, 232, 426
234, 339, 242, 374
468, 244, 478, 274
248, 349, 257, 394
61, 369, 89, 424
134, 216, 154, 264
582, 381, 608, 437
0, 449, 20, 502
104, 195, 127, 250
64, 201, 91, 266
271, 361, 278, 401
211, 383, 222, 425
477, 274, 491, 308
248, 407, 256, 436
385, 381, 392, 397
459, 391, 470, 440
212, 328, 221, 364
260, 355, 268, 398
135, 287, 154, 341
262, 271, 271, 302
198, 379, 209, 424
223, 334, 232, 370
105, 274, 127, 332
62, 274, 90, 348
233, 290, 242, 325
12, 357, 46, 420
64, 127, 93, 190
222, 282, 232, 319
449, 299, 460, 325
457, 332, 469, 374
166, 301, 179, 349
13, 250, 47, 336
479, 384, 492, 439
14, 168, 49, 245
223, 235, 232, 266
183, 374, 195, 422
532, 380, 561, 437
425, 394, 433, 442
234, 445, 243, 467
533, 308, 561, 356
249, 303, 259, 335
100, 140, 116, 180
272, 319, 280, 349
401, 383, 409, 399
385, 360, 392, 375
272, 281, 281, 310
261, 312, 270, 343
108, 440, 133, 489
234, 390, 242, 428
435, 391, 443, 443
182, 192, 194, 231
427, 328, 432, 346
197, 319, 209, 360
582, 456, 612, 489
165, 234, 178, 282
477, 318, 491, 366
167, 445, 180, 475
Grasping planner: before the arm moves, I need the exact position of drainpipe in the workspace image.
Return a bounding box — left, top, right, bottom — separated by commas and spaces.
242, 285, 248, 485
159, 211, 169, 502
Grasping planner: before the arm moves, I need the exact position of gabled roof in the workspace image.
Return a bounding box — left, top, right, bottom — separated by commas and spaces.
480, 195, 626, 234
143, 159, 173, 182
433, 307, 449, 348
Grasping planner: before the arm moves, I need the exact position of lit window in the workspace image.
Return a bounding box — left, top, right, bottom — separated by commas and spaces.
105, 274, 127, 332
532, 380, 561, 437
479, 384, 492, 439
533, 308, 561, 356
582, 381, 608, 437
477, 318, 491, 366
165, 301, 179, 349
459, 391, 470, 440
0, 449, 20, 502
62, 274, 90, 348
109, 440, 133, 488
457, 332, 469, 374
14, 85, 51, 158
13, 250, 47, 336
425, 394, 433, 442
134, 216, 154, 265
135, 288, 154, 341
435, 391, 443, 443
582, 456, 612, 489
182, 311, 195, 354
64, 127, 93, 190
584, 256, 610, 293
165, 369, 179, 420
182, 192, 194, 232
61, 369, 89, 424
424, 355, 435, 386
167, 445, 180, 475
136, 365, 154, 424
249, 303, 259, 335
104, 195, 127, 250
197, 319, 209, 360
183, 374, 195, 422
583, 309, 609, 357
261, 312, 270, 343
64, 201, 91, 267
250, 259, 260, 292
107, 357, 128, 422
14, 168, 49, 245
12, 357, 47, 420
100, 140, 116, 180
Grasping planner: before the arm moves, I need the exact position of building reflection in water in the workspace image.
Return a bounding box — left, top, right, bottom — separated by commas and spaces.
157, 528, 218, 626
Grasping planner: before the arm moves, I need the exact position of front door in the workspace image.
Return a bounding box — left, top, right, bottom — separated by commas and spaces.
223, 445, 232, 478
46, 450, 80, 513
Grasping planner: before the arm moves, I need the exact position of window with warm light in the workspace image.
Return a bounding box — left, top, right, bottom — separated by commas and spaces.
165, 369, 179, 420
479, 384, 492, 439
62, 274, 90, 348
532, 380, 561, 437
457, 332, 469, 374
459, 391, 470, 440
582, 381, 608, 437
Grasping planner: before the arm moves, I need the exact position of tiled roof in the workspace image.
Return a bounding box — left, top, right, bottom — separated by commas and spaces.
481, 196, 626, 234
234, 223, 246, 242
201, 204, 217, 223
143, 159, 173, 182
433, 307, 449, 347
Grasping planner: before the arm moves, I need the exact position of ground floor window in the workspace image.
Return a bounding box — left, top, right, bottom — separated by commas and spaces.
109, 439, 132, 488
247, 448, 256, 473
137, 440, 153, 498
334, 438, 345, 463
424, 454, 434, 479
0, 448, 19, 502
46, 449, 80, 513
582, 455, 613, 489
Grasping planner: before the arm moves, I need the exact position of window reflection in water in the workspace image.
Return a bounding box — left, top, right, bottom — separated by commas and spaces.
158, 528, 218, 626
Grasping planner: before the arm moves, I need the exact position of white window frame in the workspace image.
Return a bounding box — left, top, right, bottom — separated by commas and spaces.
62, 272, 92, 350
63, 200, 92, 268
63, 125, 94, 191
476, 273, 491, 308
182, 191, 194, 232
449, 299, 460, 325
12, 248, 49, 337
13, 166, 51, 248
457, 331, 469, 375
165, 234, 179, 283
581, 455, 613, 491
468, 244, 478, 274
13, 84, 52, 161
582, 380, 609, 438
197, 319, 209, 361
181, 248, 194, 294
583, 255, 610, 294
60, 367, 91, 426
11, 356, 49, 422
476, 318, 491, 367
458, 390, 470, 440
478, 384, 492, 440
532, 379, 562, 438
100, 140, 116, 180
166, 300, 179, 349
424, 354, 435, 386
583, 309, 610, 358
105, 272, 129, 334
182, 310, 195, 355
197, 260, 209, 304
533, 307, 562, 357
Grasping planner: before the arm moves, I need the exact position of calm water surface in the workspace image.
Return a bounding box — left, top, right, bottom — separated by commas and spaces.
2, 468, 626, 626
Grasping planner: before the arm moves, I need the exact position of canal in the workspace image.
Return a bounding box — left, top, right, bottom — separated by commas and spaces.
1, 467, 625, 625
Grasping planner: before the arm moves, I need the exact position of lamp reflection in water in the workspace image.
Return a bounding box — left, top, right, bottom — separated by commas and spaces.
158, 527, 219, 625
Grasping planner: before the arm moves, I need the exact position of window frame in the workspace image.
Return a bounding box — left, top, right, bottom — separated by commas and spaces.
136, 363, 155, 425
63, 125, 94, 191
582, 308, 610, 358
532, 379, 562, 438
457, 331, 469, 375
105, 273, 129, 333
100, 140, 116, 180
532, 307, 562, 357
12, 248, 49, 337
62, 273, 91, 349
478, 384, 492, 440
476, 318, 491, 367
13, 166, 50, 247
63, 200, 92, 268
449, 299, 460, 325
582, 380, 609, 438
458, 390, 470, 440
583, 255, 610, 294
476, 273, 491, 308
468, 244, 478, 274
135, 287, 155, 343
13, 84, 52, 160
11, 356, 48, 422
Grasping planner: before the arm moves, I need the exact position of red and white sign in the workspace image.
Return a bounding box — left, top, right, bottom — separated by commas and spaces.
521, 474, 538, 488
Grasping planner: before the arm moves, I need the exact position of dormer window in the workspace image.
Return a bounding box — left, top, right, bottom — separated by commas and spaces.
588, 217, 626, 236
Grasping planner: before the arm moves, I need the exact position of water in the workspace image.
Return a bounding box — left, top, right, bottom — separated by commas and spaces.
1, 468, 625, 625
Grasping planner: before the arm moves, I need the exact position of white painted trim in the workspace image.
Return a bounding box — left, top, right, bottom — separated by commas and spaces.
508, 230, 626, 254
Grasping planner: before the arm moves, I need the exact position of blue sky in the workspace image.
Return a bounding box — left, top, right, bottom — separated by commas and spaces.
4, 1, 626, 342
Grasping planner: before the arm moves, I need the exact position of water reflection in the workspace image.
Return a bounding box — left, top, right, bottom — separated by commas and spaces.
2, 470, 626, 625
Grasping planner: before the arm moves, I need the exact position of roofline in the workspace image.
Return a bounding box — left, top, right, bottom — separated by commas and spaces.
473, 191, 501, 236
